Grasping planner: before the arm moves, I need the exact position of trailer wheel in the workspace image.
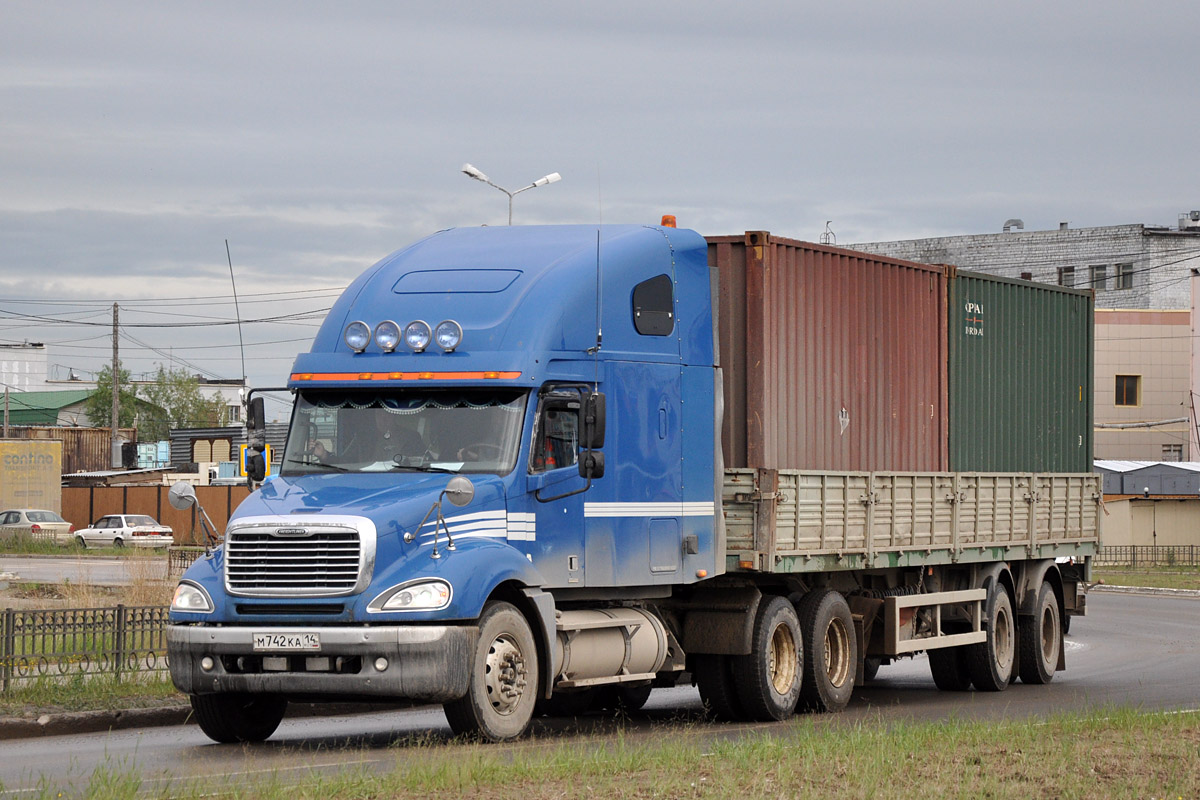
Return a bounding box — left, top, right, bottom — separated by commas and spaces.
695, 654, 744, 721
797, 589, 857, 712
444, 601, 538, 740
966, 581, 1015, 692
862, 657, 881, 683
1018, 581, 1061, 685
190, 692, 287, 743
928, 645, 973, 691
730, 595, 803, 721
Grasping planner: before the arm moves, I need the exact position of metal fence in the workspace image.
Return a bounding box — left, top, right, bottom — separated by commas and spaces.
1095, 545, 1200, 568
1, 605, 170, 692
168, 546, 206, 579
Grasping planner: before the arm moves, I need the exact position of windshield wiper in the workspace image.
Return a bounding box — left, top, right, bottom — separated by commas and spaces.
389, 463, 460, 474
282, 457, 353, 473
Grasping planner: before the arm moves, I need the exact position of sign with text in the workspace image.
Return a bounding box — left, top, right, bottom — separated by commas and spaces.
0, 439, 63, 512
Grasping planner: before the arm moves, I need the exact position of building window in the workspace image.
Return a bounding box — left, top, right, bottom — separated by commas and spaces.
1089, 265, 1107, 291
1115, 262, 1134, 290
1162, 444, 1183, 461
1057, 267, 1075, 287
1115, 375, 1140, 407
228, 404, 241, 423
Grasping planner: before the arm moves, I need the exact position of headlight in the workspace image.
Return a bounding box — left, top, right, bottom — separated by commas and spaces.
374, 320, 401, 352
344, 321, 371, 353
434, 319, 463, 352
404, 320, 432, 352
368, 579, 452, 612
171, 581, 214, 613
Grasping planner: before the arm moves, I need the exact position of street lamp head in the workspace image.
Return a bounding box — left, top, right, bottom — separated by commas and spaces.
461, 163, 489, 182
533, 172, 562, 188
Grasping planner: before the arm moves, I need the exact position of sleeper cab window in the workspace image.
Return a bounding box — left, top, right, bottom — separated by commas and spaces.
633, 274, 674, 336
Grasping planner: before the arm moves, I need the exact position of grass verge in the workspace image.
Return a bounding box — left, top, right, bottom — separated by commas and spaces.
0, 673, 184, 717
1093, 565, 1200, 591
36, 707, 1200, 800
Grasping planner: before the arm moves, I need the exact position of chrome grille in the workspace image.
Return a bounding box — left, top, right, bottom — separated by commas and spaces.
224, 519, 374, 597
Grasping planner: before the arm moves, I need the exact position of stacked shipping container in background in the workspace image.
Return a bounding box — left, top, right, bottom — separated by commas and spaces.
707, 232, 1093, 474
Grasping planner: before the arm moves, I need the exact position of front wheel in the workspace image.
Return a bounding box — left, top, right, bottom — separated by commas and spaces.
444, 601, 539, 741
191, 693, 287, 743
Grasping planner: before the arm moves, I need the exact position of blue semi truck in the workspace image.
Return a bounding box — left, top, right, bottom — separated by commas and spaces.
167, 223, 1100, 742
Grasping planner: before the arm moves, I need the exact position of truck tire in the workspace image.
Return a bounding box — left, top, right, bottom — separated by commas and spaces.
596, 684, 653, 713
1018, 581, 1061, 685
443, 601, 539, 740
190, 693, 287, 743
928, 645, 973, 691
966, 581, 1015, 692
797, 589, 856, 712
862, 657, 881, 682
729, 595, 803, 721
535, 688, 599, 717
695, 654, 744, 721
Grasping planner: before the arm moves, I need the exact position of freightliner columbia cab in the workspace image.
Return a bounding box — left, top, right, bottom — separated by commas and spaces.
167, 224, 724, 742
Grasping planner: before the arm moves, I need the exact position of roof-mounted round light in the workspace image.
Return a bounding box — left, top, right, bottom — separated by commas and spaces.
374, 320, 401, 353
404, 320, 432, 353
344, 321, 371, 353
435, 320, 463, 352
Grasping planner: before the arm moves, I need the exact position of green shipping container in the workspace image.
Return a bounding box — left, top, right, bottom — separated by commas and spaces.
948, 269, 1093, 472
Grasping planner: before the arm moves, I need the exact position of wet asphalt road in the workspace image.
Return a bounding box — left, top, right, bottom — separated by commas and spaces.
0, 591, 1196, 797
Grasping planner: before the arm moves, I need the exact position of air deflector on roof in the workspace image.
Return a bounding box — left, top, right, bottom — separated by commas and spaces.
392, 269, 522, 294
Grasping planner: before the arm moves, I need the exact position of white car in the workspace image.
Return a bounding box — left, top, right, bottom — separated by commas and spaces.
0, 509, 76, 545
75, 514, 174, 549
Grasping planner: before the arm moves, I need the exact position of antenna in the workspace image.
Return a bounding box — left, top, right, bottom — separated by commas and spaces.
587, 229, 603, 358
225, 239, 248, 400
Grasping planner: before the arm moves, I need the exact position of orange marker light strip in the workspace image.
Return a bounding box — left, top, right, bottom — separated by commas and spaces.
291, 371, 521, 382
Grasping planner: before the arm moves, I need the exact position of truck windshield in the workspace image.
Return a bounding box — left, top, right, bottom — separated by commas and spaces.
280, 389, 528, 476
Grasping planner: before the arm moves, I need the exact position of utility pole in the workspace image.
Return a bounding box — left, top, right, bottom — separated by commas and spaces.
111, 303, 120, 468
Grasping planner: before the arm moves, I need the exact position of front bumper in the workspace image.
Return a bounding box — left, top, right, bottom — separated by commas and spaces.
168, 623, 477, 702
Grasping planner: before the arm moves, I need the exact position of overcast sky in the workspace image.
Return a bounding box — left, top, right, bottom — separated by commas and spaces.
2, 1, 1198, 401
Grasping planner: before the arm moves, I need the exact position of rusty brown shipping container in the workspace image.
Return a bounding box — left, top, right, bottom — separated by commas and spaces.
6, 426, 137, 474
707, 232, 949, 471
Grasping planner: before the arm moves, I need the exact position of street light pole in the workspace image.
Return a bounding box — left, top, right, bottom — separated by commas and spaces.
461, 164, 562, 225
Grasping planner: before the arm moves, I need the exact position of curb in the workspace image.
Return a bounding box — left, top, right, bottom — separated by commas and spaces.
0, 701, 419, 741
1090, 584, 1200, 598
0, 705, 193, 740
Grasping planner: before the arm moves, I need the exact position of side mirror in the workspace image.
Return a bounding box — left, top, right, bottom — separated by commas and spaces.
246, 450, 266, 483
247, 396, 266, 448
443, 476, 476, 507
168, 481, 198, 510
580, 392, 606, 449
578, 450, 605, 479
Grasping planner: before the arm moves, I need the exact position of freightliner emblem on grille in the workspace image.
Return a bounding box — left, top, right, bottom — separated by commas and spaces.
273, 528, 311, 537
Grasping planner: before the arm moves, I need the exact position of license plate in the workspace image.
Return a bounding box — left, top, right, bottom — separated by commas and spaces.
253, 632, 321, 651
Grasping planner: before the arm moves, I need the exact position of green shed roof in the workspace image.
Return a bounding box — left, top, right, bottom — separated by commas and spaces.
3, 389, 95, 425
